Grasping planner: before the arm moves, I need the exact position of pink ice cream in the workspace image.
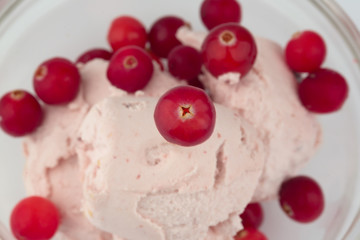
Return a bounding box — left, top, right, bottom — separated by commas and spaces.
23, 60, 182, 240
77, 96, 264, 240
22, 27, 321, 239
177, 27, 322, 201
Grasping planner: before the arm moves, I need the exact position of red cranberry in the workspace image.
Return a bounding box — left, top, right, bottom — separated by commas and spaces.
107, 16, 147, 51
187, 77, 205, 90
201, 23, 257, 78
148, 16, 186, 58
168, 45, 202, 81
234, 228, 268, 240
298, 68, 348, 113
33, 57, 81, 105
285, 30, 326, 72
201, 0, 242, 30
240, 203, 264, 229
0, 90, 43, 137
279, 176, 325, 223
107, 46, 153, 93
10, 196, 60, 240
76, 48, 112, 64
154, 86, 216, 146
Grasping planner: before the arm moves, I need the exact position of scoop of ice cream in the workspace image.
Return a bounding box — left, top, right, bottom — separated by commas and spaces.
177, 27, 322, 201
23, 59, 182, 240
22, 24, 322, 239
23, 103, 112, 240
77, 95, 265, 240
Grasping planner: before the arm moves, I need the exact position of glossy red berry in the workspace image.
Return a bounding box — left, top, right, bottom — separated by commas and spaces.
168, 45, 202, 81
279, 176, 325, 223
201, 23, 257, 78
240, 203, 264, 229
154, 86, 216, 146
107, 16, 147, 51
76, 48, 112, 64
0, 90, 43, 137
285, 30, 326, 72
33, 57, 81, 105
234, 228, 268, 240
298, 68, 348, 113
107, 46, 154, 93
149, 16, 186, 58
201, 0, 242, 30
10, 196, 60, 240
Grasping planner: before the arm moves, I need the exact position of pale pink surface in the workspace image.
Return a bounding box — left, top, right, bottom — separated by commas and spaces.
177, 28, 322, 201
23, 59, 181, 240
22, 27, 321, 239
77, 96, 264, 240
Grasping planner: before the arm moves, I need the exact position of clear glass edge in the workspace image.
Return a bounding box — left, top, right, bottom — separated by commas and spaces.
0, 0, 20, 22
310, 1, 360, 239
0, 0, 360, 239
313, 0, 360, 69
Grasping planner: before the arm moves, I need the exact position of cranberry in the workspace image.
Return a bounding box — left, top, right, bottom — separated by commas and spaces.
240, 203, 264, 229
279, 176, 325, 223
187, 77, 205, 90
107, 46, 153, 93
10, 196, 60, 240
33, 57, 80, 105
234, 228, 268, 240
285, 30, 326, 72
298, 68, 348, 113
201, 0, 242, 30
168, 45, 202, 81
148, 16, 186, 58
154, 86, 216, 146
0, 90, 43, 137
107, 16, 147, 51
201, 23, 257, 78
76, 48, 112, 64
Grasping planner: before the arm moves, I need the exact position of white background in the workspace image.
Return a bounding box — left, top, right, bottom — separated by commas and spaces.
337, 0, 360, 29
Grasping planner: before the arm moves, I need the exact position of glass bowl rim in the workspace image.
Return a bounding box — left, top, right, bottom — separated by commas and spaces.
0, 0, 360, 239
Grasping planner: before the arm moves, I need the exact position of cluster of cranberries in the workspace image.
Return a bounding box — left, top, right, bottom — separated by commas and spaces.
0, 0, 349, 239
105, 0, 256, 146
285, 30, 349, 113
271, 29, 350, 231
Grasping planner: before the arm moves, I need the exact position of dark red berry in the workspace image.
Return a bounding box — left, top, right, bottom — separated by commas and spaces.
33, 57, 81, 105
76, 48, 112, 64
107, 46, 154, 93
154, 86, 216, 146
0, 90, 43, 137
240, 203, 264, 229
149, 16, 186, 58
168, 45, 202, 81
285, 30, 326, 72
298, 68, 348, 113
187, 77, 205, 90
10, 196, 60, 240
201, 23, 257, 78
279, 176, 324, 223
107, 16, 147, 51
201, 0, 242, 30
234, 228, 268, 240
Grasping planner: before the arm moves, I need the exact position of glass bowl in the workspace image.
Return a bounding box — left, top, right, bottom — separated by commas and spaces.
0, 0, 359, 239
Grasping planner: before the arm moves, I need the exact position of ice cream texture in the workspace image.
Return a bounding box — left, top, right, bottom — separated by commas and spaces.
22, 28, 321, 240
178, 27, 321, 201
78, 95, 264, 240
